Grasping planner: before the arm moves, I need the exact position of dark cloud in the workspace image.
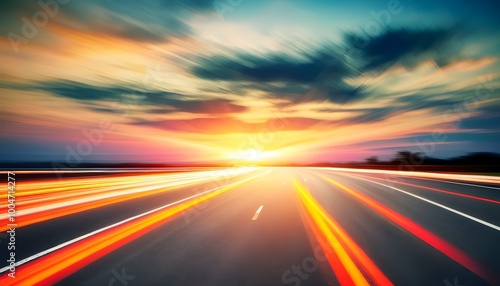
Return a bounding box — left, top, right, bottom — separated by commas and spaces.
174, 99, 248, 114
191, 48, 366, 104
310, 79, 367, 104
42, 81, 125, 101
345, 27, 459, 71
39, 80, 248, 115
394, 93, 460, 112
0, 1, 46, 34
190, 27, 460, 105
192, 50, 352, 83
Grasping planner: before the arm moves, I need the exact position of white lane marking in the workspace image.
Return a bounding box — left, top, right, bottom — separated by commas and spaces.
407, 177, 500, 191
311, 167, 500, 185
0, 170, 270, 274
252, 205, 264, 221
343, 174, 500, 232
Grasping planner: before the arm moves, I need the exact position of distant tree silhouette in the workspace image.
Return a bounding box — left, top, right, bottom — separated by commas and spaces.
365, 156, 379, 164
390, 150, 424, 165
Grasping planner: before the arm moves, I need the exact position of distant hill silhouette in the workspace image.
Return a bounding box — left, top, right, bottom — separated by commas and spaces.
363, 151, 500, 166
445, 152, 500, 165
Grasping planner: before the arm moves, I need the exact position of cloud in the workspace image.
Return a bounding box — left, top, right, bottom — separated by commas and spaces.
190, 47, 367, 103
345, 26, 459, 71
41, 81, 126, 101
0, 0, 215, 43
60, 1, 193, 43
168, 98, 248, 114
339, 107, 399, 124
192, 50, 352, 83
133, 116, 329, 134
190, 26, 461, 105
39, 80, 248, 115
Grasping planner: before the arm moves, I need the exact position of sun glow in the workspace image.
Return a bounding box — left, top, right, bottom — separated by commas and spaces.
230, 149, 280, 162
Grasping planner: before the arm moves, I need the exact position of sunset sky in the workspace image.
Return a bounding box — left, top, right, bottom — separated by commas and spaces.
1, 0, 499, 164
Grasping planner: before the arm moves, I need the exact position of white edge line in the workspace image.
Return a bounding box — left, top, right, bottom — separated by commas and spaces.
339, 174, 500, 232
311, 167, 500, 185
410, 177, 500, 191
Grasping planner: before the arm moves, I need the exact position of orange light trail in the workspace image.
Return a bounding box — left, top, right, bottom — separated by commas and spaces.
0, 168, 257, 232
293, 179, 393, 286
320, 176, 499, 285
0, 172, 264, 285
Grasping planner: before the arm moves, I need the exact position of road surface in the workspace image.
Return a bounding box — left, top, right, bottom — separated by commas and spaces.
0, 167, 499, 285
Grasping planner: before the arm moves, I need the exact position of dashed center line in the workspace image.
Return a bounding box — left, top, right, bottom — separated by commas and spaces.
252, 205, 264, 220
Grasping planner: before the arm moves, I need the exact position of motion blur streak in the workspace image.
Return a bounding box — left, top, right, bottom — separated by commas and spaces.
344, 174, 500, 231
349, 173, 500, 204
315, 168, 500, 185
0, 171, 266, 285
293, 179, 392, 286
0, 168, 256, 231
320, 176, 499, 285
0, 169, 251, 198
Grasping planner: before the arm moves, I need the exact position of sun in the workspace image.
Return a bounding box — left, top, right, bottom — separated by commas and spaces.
230, 149, 280, 162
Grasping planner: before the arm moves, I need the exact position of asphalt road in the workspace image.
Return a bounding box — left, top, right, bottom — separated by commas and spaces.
0, 167, 499, 285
